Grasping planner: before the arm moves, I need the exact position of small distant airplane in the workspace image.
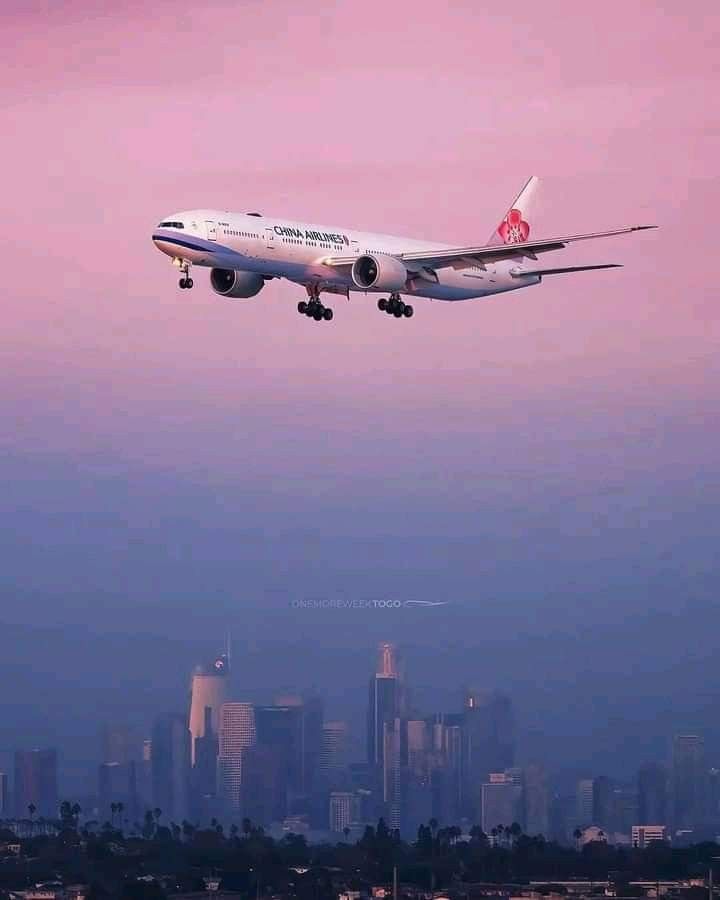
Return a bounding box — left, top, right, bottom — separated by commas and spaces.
152, 177, 655, 322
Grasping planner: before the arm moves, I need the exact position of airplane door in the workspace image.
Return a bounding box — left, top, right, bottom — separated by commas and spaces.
205, 220, 217, 241
264, 227, 275, 250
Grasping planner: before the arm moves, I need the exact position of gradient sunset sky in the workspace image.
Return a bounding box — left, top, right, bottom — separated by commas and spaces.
1, 0, 719, 760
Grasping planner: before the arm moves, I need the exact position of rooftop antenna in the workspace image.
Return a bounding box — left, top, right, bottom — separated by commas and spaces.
225, 630, 232, 670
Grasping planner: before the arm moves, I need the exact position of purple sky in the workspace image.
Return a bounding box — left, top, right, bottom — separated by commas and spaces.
0, 0, 718, 653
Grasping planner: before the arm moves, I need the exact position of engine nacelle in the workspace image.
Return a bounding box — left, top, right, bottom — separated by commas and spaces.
210, 268, 265, 299
351, 253, 408, 292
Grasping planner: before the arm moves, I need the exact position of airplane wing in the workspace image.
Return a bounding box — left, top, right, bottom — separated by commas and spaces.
511, 263, 623, 277
323, 225, 656, 272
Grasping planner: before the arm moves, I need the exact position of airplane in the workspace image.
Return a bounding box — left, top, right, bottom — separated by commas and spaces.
152, 177, 655, 323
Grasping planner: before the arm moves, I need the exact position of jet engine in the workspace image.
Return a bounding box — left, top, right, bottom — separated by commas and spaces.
351, 253, 408, 292
210, 268, 265, 298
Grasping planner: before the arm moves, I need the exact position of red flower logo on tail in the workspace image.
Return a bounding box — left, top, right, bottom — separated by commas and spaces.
498, 208, 530, 244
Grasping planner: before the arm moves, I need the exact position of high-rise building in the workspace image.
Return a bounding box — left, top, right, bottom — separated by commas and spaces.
319, 721, 349, 778
481, 773, 523, 834
218, 702, 256, 813
638, 763, 668, 826
523, 764, 549, 837
0, 772, 8, 817
101, 725, 139, 766
428, 713, 463, 824
241, 747, 287, 824
367, 643, 401, 768
151, 713, 191, 822
191, 706, 219, 818
188, 648, 230, 766
14, 749, 58, 819
98, 761, 138, 822
462, 690, 515, 820
329, 791, 354, 833
576, 779, 594, 828
672, 734, 706, 831
592, 776, 613, 830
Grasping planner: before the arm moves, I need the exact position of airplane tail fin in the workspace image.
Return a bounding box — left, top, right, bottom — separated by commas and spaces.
488, 175, 540, 246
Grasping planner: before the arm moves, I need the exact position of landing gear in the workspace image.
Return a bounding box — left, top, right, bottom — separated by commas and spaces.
379, 294, 413, 319
175, 259, 193, 289
298, 299, 333, 321
299, 287, 334, 322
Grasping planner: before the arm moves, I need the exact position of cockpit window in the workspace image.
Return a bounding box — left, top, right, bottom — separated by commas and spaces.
158, 221, 184, 229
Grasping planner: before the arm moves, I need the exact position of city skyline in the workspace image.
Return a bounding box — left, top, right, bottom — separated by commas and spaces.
2, 641, 719, 847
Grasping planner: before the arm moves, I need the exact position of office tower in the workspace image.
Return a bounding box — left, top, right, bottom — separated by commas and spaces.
367, 643, 401, 768
218, 702, 256, 813
462, 690, 515, 820
255, 703, 301, 798
592, 776, 613, 830
383, 717, 402, 830
0, 772, 8, 816
329, 791, 354, 833
524, 764, 549, 837
101, 725, 139, 766
319, 722, 349, 778
98, 761, 138, 823
428, 713, 463, 824
188, 647, 229, 766
191, 706, 219, 818
99, 724, 140, 820
151, 713, 191, 822
406, 720, 430, 778
576, 779, 594, 827
672, 734, 706, 830
138, 739, 153, 810
481, 772, 523, 834
14, 749, 58, 818
241, 747, 287, 824
298, 692, 324, 796
610, 785, 639, 836
638, 763, 668, 825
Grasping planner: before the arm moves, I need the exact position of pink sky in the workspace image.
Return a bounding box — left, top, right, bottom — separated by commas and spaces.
0, 0, 717, 496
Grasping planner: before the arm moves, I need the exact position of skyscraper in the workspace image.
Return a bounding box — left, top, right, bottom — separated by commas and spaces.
329, 791, 354, 833
672, 734, 706, 831
367, 642, 401, 767
319, 721, 349, 777
481, 773, 523, 834
0, 772, 8, 817
462, 690, 515, 820
99, 724, 140, 820
638, 762, 668, 825
14, 749, 58, 818
218, 702, 256, 813
576, 778, 594, 828
188, 647, 230, 766
151, 713, 191, 822
523, 764, 550, 837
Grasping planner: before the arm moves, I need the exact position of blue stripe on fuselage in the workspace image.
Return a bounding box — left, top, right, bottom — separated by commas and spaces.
152, 234, 218, 254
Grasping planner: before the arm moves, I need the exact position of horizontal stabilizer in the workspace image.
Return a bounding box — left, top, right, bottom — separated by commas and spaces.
512, 263, 623, 278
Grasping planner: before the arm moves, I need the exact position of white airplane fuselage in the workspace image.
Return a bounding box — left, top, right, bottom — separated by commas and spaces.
152, 208, 540, 302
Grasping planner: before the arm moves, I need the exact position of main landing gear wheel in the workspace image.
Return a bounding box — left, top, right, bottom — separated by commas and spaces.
379, 295, 413, 319
299, 298, 334, 322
